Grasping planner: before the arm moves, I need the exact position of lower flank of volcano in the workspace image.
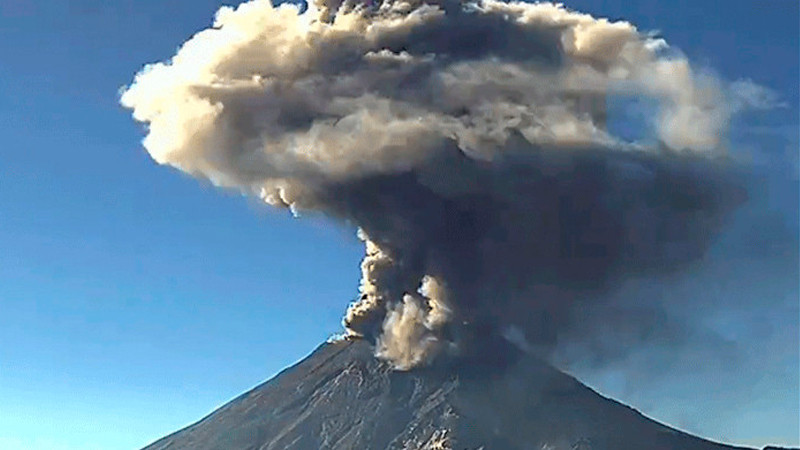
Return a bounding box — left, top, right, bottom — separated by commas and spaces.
143, 338, 754, 450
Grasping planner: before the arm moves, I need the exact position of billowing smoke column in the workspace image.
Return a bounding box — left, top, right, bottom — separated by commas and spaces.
122, 0, 746, 369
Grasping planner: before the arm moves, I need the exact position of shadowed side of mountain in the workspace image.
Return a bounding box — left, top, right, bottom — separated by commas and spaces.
142, 339, 755, 450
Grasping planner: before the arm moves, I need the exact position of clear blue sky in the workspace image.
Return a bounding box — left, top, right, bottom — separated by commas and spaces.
0, 1, 797, 449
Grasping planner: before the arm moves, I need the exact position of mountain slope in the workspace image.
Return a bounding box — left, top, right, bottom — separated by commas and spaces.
143, 338, 753, 450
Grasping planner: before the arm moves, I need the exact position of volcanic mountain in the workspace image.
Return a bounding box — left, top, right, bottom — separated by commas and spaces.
142, 338, 760, 450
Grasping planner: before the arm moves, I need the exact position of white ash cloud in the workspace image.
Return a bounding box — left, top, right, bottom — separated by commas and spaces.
122, 0, 754, 369
375, 274, 452, 369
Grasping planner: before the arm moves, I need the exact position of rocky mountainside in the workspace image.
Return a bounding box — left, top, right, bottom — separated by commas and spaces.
143, 338, 757, 450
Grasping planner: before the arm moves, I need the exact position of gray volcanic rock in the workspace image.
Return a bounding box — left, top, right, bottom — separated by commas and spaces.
143, 338, 753, 450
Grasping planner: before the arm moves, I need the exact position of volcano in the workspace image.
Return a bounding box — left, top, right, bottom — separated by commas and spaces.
142, 338, 760, 450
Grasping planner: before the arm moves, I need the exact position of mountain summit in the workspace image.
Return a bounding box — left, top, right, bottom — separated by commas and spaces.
142, 338, 756, 450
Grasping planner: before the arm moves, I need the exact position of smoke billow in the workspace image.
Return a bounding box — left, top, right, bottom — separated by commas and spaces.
122, 0, 751, 369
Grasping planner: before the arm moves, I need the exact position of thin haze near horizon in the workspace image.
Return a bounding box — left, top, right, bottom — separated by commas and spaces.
0, 1, 797, 449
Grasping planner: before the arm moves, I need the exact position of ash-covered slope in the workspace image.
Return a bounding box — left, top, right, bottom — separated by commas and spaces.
143, 338, 755, 450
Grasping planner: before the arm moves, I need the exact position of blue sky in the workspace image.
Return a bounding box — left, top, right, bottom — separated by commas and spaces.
0, 1, 797, 449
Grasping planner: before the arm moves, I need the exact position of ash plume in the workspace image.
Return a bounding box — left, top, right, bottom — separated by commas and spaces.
122, 0, 752, 369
